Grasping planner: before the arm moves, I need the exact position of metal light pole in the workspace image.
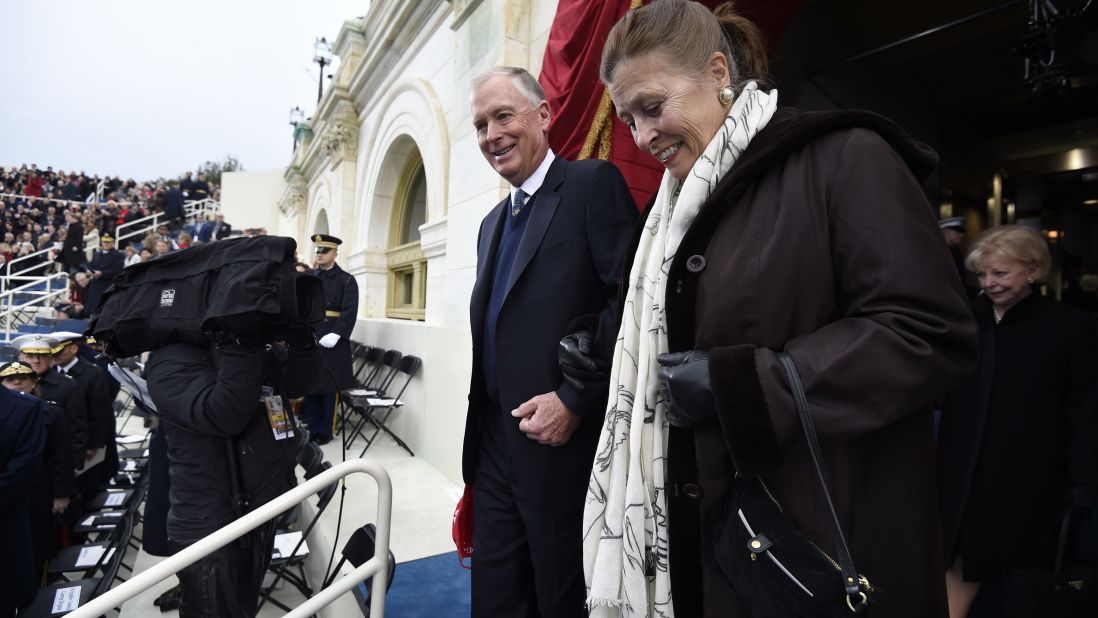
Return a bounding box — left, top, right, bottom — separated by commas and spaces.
313, 37, 332, 104
289, 106, 304, 152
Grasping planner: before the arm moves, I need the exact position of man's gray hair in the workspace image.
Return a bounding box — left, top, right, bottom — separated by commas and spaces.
471, 66, 547, 107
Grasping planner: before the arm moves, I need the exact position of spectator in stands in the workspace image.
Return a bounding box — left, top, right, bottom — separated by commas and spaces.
155, 224, 179, 251
123, 244, 141, 268
178, 231, 194, 250
180, 171, 194, 199
208, 212, 232, 240
97, 200, 119, 237
155, 238, 172, 257
85, 234, 125, 315
164, 181, 185, 231
191, 173, 211, 202
186, 212, 208, 240
61, 174, 80, 201
55, 212, 86, 273
24, 171, 44, 197
140, 247, 154, 262
0, 367, 46, 618
54, 271, 89, 319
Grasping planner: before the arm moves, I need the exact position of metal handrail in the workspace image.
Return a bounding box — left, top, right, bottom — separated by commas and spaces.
0, 191, 141, 209
0, 273, 70, 340
66, 458, 393, 618
2, 246, 56, 282
0, 271, 68, 305
114, 198, 219, 246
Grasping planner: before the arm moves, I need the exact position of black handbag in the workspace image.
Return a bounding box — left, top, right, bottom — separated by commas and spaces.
1004, 505, 1098, 617
708, 352, 877, 616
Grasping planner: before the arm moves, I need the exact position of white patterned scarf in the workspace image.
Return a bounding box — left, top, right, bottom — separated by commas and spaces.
583, 82, 778, 617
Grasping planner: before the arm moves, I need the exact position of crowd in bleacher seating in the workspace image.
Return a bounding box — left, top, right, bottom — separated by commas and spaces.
1, 164, 229, 278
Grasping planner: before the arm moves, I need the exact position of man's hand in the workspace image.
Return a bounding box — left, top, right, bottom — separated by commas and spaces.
85, 447, 99, 461
52, 497, 70, 514
512, 392, 581, 447
318, 333, 340, 348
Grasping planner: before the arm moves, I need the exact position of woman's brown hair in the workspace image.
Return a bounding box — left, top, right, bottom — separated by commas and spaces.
600, 0, 770, 91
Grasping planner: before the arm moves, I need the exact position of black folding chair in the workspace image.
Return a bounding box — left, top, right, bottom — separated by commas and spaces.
342, 350, 403, 448
257, 460, 339, 612
22, 509, 135, 617
350, 355, 421, 458
338, 524, 397, 617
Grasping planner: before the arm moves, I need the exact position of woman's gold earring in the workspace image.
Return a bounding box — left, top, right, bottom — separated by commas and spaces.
718, 85, 735, 106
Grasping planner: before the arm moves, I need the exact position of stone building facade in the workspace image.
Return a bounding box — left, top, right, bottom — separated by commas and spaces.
274, 0, 561, 483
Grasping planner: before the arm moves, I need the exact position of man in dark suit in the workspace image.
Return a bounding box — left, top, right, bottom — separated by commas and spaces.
303, 234, 358, 445
464, 67, 637, 617
163, 182, 185, 231
84, 233, 125, 315
0, 377, 46, 617
51, 331, 117, 495
54, 211, 86, 274
204, 212, 232, 241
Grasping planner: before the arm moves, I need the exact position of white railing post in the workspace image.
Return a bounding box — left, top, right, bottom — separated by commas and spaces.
65, 458, 392, 618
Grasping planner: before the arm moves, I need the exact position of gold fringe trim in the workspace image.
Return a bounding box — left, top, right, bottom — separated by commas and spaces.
579, 91, 614, 161
577, 0, 644, 161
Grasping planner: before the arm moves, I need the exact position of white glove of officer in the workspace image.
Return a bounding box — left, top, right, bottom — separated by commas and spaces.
318, 333, 340, 348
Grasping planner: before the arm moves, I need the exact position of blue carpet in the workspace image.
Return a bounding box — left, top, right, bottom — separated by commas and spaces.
356, 551, 470, 617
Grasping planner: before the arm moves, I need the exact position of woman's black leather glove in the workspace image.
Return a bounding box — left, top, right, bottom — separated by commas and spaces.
558, 330, 609, 392
657, 350, 718, 428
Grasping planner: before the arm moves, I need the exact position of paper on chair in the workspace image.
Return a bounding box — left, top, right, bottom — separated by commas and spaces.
345, 388, 377, 396
272, 531, 309, 558
75, 546, 116, 568
104, 492, 127, 507
366, 398, 402, 407
52, 585, 82, 613
76, 448, 106, 477
115, 434, 146, 444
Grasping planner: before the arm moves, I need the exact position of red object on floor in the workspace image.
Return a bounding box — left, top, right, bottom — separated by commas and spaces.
452, 484, 474, 569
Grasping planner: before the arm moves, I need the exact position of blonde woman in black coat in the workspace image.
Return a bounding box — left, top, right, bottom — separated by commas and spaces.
938, 224, 1098, 616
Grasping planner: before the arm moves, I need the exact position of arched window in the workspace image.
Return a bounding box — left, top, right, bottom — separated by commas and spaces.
385, 155, 427, 320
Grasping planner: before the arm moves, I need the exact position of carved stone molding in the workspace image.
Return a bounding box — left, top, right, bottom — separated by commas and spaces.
321, 99, 360, 167
280, 168, 308, 216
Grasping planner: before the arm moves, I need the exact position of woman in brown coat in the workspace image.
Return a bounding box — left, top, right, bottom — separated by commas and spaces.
577, 1, 978, 616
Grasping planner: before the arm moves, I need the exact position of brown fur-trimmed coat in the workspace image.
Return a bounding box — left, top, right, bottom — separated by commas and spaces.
622, 107, 979, 617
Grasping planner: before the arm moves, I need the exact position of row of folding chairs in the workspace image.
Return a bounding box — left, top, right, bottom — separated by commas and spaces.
257, 440, 398, 615
21, 434, 151, 616
338, 343, 422, 458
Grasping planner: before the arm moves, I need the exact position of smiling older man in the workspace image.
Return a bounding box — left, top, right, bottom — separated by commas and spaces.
463, 66, 637, 617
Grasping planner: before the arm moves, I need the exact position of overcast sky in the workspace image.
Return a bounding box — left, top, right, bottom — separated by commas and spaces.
0, 0, 366, 181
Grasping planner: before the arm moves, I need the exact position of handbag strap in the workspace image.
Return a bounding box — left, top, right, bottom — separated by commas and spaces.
777, 352, 863, 599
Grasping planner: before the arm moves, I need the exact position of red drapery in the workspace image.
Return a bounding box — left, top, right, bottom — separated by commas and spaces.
539, 0, 804, 209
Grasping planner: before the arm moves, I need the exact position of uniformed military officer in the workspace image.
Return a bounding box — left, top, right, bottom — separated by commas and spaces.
14, 334, 89, 476
52, 331, 118, 495
1, 360, 76, 584
0, 376, 47, 617
84, 233, 126, 316
303, 233, 359, 444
